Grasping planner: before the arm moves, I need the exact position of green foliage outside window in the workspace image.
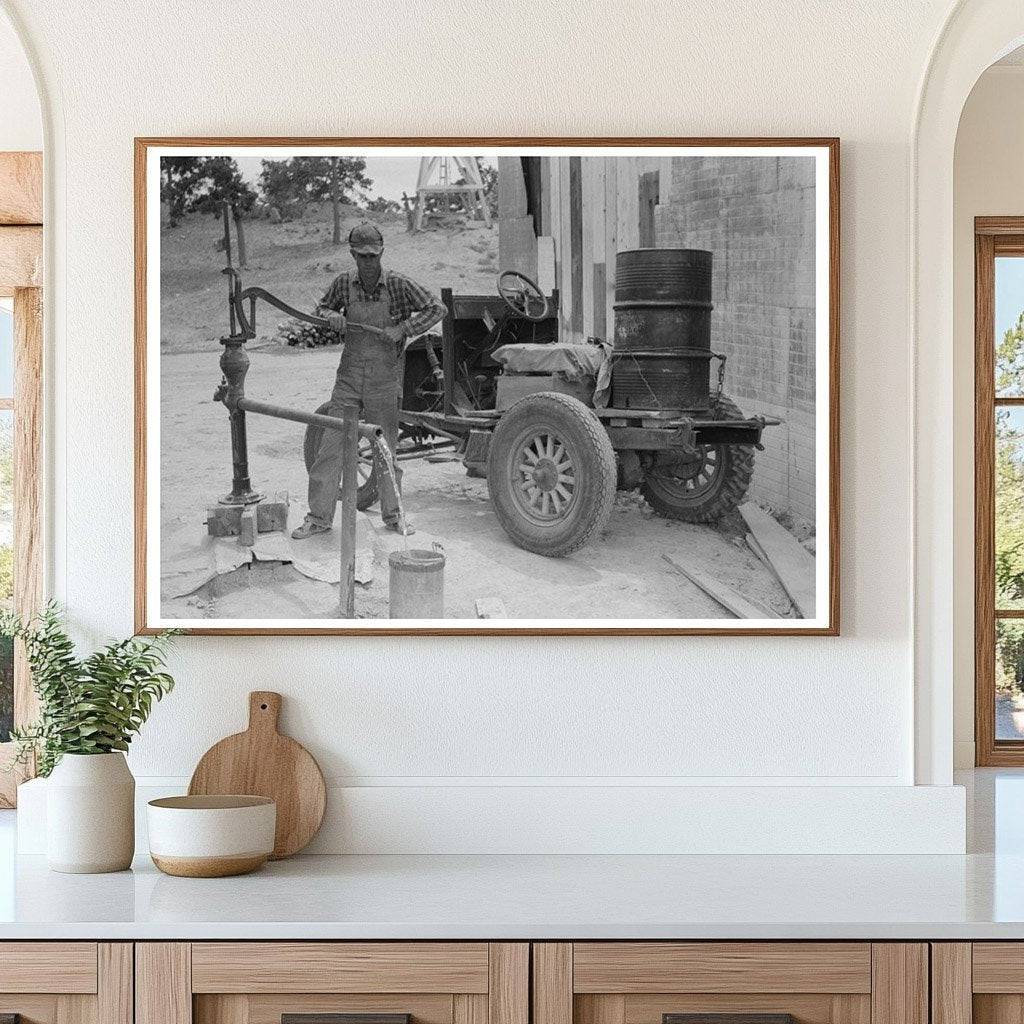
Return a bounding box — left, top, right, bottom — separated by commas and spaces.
995, 314, 1024, 692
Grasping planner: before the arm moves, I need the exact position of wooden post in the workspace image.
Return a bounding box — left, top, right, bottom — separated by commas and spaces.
339, 404, 358, 618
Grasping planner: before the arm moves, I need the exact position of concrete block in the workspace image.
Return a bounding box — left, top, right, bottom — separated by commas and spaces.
238, 506, 257, 546
206, 492, 289, 537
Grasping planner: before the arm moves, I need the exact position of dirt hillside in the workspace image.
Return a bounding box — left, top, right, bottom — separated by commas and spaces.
160, 203, 498, 354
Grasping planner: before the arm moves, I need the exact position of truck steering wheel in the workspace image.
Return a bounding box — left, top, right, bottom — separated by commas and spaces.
497, 270, 550, 322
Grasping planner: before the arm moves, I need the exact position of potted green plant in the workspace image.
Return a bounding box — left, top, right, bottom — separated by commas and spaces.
2, 603, 178, 873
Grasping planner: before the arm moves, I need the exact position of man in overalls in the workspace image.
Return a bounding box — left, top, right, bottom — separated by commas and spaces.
292, 223, 446, 539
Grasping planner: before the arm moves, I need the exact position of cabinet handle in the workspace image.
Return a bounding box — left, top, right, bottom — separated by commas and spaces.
664, 1016, 796, 1024
283, 1016, 411, 1024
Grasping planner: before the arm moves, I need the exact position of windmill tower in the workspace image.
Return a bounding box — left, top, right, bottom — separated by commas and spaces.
412, 156, 492, 231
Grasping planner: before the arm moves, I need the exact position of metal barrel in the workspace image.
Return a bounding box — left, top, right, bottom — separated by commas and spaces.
611, 248, 714, 410
389, 548, 445, 619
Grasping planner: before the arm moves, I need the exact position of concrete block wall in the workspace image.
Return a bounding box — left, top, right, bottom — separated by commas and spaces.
656, 156, 817, 531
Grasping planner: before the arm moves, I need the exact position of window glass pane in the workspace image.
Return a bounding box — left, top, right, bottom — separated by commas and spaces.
997, 406, 1024, 610
0, 301, 12, 400
996, 256, 1024, 396
0, 409, 11, 742
998, 620, 1024, 740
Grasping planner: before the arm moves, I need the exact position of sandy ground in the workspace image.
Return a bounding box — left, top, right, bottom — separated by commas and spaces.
159, 347, 796, 621
160, 205, 498, 354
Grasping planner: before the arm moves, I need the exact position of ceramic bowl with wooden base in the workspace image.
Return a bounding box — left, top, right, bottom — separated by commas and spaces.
146, 795, 276, 877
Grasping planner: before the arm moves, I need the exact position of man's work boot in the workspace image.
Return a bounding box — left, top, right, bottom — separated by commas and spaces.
291, 517, 331, 540
384, 516, 415, 536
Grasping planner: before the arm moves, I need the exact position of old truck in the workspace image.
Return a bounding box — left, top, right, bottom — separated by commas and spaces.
303, 247, 779, 557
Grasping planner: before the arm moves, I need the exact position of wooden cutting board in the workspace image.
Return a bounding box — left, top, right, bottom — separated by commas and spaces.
188, 691, 326, 859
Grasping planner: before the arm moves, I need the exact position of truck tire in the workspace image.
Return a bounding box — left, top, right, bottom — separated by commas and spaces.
303, 403, 380, 511
641, 395, 755, 523
487, 392, 616, 557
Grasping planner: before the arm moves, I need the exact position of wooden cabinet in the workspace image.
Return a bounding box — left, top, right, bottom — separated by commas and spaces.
533, 944, 928, 1024
0, 938, 939, 1024
0, 942, 132, 1024
931, 943, 1024, 1024
136, 943, 528, 1024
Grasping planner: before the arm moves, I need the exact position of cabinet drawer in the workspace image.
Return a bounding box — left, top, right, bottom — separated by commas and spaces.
535, 944, 926, 1024
0, 942, 98, 993
191, 943, 490, 993
572, 943, 872, 994
139, 942, 528, 1024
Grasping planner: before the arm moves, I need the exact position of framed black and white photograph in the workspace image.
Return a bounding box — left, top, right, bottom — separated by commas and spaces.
135, 138, 839, 635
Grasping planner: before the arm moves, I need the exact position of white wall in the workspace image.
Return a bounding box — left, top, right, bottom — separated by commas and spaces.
0, 7, 39, 151
0, 0, 973, 851
952, 65, 1024, 768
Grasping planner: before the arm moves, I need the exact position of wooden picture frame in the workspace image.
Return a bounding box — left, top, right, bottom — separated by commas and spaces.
135, 137, 840, 636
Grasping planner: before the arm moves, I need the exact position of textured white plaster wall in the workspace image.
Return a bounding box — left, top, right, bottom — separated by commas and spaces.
952, 66, 1024, 768
0, 7, 39, 151
0, 0, 957, 796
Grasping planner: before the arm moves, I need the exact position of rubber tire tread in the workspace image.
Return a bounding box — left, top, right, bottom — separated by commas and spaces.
641, 395, 755, 523
487, 391, 616, 557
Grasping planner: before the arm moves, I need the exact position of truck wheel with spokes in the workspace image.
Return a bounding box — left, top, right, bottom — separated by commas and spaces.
487, 392, 616, 557
303, 403, 379, 511
640, 395, 755, 523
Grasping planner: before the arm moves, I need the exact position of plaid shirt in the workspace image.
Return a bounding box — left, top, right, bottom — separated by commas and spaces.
318, 269, 446, 338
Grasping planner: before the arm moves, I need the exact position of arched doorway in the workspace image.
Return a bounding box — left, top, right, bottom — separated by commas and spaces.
914, 0, 1024, 785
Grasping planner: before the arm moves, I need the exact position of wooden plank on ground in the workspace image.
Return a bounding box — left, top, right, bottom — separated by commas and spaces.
662, 554, 777, 619
0, 152, 42, 225
746, 532, 771, 571
746, 532, 796, 617
739, 502, 815, 618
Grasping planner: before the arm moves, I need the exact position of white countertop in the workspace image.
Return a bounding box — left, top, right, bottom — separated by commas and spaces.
1, 849, 1023, 940
1, 770, 1022, 941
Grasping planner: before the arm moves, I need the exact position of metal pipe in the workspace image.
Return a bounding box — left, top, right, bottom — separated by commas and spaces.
218, 337, 263, 506
237, 397, 382, 439
340, 404, 358, 619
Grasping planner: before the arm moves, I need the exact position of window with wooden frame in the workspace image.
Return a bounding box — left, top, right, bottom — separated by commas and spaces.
976, 218, 1024, 765
0, 151, 43, 806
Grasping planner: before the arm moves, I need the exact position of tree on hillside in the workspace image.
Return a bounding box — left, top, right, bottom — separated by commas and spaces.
259, 157, 372, 244
160, 157, 206, 226
158, 156, 257, 265
190, 157, 257, 267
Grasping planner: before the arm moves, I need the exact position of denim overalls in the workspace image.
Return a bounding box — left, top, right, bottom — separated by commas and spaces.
306, 288, 404, 527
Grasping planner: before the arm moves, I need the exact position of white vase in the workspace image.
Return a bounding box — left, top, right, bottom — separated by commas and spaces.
46, 752, 135, 873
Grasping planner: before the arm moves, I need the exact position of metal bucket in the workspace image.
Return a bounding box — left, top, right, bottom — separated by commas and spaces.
388, 544, 445, 619
611, 248, 715, 410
